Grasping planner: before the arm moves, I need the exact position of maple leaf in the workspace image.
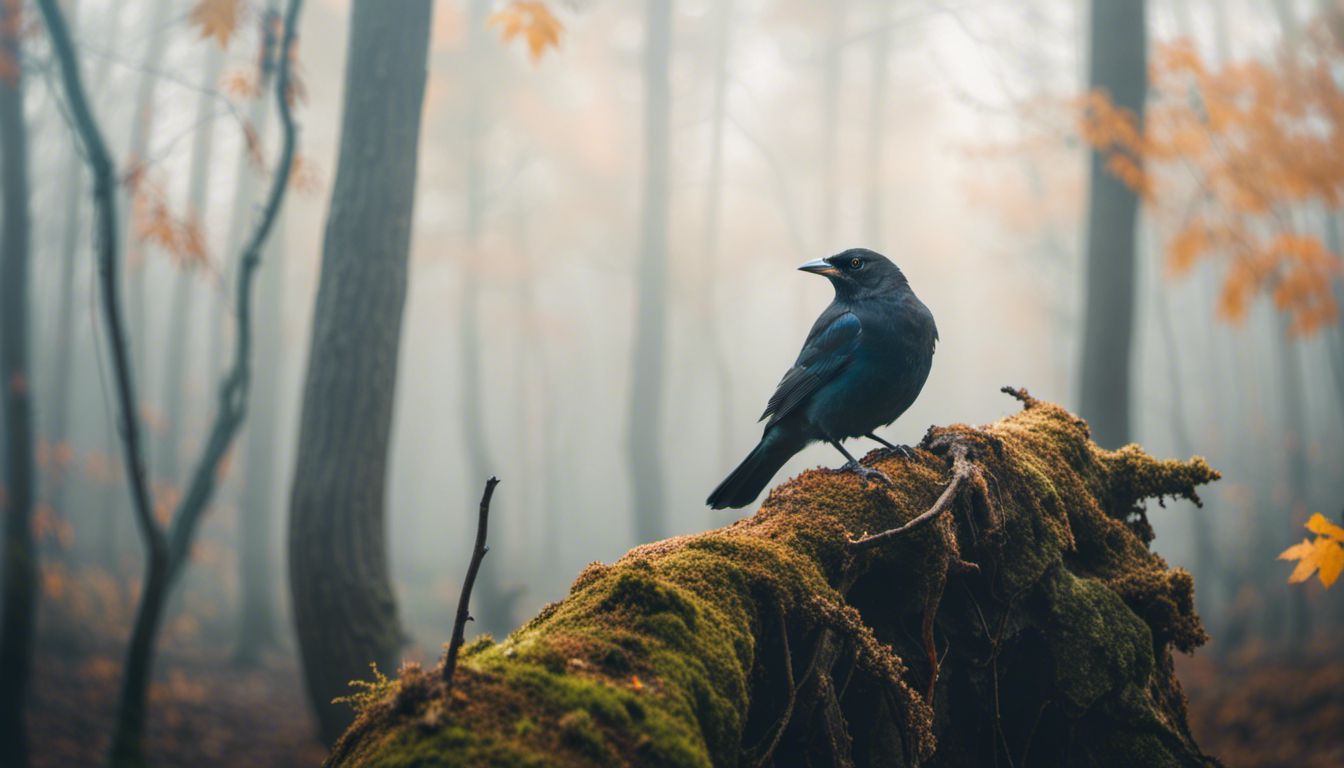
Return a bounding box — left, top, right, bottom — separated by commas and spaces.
488, 1, 562, 63
190, 0, 242, 49
1279, 513, 1344, 588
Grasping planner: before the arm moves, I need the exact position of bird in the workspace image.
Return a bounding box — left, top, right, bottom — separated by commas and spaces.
706, 247, 938, 510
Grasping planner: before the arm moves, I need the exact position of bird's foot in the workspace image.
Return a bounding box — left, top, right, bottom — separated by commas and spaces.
876, 444, 915, 460
838, 460, 894, 488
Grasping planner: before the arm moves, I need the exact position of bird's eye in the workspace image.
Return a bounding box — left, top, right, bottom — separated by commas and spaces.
850, 257, 863, 270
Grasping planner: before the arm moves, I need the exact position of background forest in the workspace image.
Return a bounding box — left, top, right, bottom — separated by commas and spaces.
0, 0, 1341, 765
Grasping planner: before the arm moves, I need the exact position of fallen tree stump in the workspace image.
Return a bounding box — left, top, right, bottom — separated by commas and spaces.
326, 389, 1220, 767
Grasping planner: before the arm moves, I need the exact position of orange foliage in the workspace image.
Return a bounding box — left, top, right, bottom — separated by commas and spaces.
1280, 513, 1344, 588
1080, 24, 1344, 335
190, 0, 243, 49
489, 1, 563, 63
132, 178, 212, 271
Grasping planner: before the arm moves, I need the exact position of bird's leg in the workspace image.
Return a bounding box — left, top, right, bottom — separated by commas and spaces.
828, 440, 894, 487
865, 432, 914, 459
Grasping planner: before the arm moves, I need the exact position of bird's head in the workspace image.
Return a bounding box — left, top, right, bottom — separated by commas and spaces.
798, 248, 908, 299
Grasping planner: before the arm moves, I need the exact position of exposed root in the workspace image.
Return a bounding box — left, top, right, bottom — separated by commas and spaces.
848, 437, 990, 552
748, 606, 796, 768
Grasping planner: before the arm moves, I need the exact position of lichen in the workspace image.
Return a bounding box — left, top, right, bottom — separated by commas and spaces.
325, 390, 1220, 767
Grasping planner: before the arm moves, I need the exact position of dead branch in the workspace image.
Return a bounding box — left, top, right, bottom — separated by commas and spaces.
848, 442, 979, 552
442, 476, 500, 688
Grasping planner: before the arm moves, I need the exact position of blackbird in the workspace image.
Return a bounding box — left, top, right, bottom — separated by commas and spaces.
707, 248, 937, 509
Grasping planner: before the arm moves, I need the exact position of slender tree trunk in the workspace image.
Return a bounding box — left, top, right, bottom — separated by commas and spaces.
628, 0, 672, 544
159, 47, 224, 483
863, 0, 893, 246
122, 0, 173, 388
236, 211, 285, 664
701, 0, 735, 472
288, 0, 432, 744
46, 8, 125, 521
230, 10, 282, 660
819, 0, 846, 250
459, 0, 513, 637
0, 2, 35, 761
1077, 0, 1147, 448
46, 147, 86, 526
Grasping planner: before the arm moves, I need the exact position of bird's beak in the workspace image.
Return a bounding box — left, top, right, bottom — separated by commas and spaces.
798, 258, 839, 276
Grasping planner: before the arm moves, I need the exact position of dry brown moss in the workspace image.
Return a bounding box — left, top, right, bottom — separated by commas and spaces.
326, 390, 1219, 767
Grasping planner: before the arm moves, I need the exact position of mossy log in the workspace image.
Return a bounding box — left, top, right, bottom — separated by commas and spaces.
327, 390, 1220, 767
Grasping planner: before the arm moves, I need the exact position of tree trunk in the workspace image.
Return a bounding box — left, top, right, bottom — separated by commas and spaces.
236, 210, 285, 664
459, 0, 515, 638
0, 2, 35, 762
65, 1, 128, 571
288, 0, 432, 744
863, 0, 893, 247
700, 0, 735, 472
1077, 0, 1147, 449
159, 46, 224, 483
327, 392, 1220, 768
819, 0, 846, 249
122, 0, 172, 387
628, 0, 672, 544
234, 1, 283, 665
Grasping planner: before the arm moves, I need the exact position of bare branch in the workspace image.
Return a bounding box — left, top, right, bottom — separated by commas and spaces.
442, 476, 501, 687
35, 0, 162, 560
167, 0, 304, 573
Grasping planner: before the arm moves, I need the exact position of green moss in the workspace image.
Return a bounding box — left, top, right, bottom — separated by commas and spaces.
1043, 567, 1153, 712
325, 390, 1217, 768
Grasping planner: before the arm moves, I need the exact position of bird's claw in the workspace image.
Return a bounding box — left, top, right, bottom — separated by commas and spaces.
879, 444, 915, 460
840, 461, 894, 488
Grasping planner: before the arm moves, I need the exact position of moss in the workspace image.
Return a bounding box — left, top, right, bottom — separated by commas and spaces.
325, 390, 1218, 768
1042, 567, 1153, 713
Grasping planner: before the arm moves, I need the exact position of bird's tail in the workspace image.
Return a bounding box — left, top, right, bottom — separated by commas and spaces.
707, 432, 801, 510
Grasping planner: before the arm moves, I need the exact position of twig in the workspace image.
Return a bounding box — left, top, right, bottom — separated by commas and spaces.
442, 476, 500, 687
848, 443, 978, 552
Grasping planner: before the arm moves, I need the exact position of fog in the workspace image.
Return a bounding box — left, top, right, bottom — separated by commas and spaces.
3, 0, 1342, 764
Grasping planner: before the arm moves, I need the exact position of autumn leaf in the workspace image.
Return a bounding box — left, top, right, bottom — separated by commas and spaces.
488, 1, 562, 63
190, 0, 243, 49
1279, 513, 1344, 588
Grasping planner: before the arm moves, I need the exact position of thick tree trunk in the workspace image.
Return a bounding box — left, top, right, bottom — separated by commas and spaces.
0, 3, 35, 762
288, 0, 432, 744
327, 392, 1219, 767
628, 0, 672, 544
1077, 0, 1147, 449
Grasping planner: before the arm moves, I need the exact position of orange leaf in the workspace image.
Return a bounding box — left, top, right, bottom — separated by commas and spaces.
488, 1, 562, 63
190, 0, 242, 48
1306, 512, 1344, 542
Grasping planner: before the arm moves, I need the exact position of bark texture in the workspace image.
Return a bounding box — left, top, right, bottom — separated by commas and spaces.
287, 0, 432, 744
1077, 0, 1147, 449
327, 391, 1219, 767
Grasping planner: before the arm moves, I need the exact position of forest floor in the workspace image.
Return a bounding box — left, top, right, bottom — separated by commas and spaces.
28, 640, 326, 768
23, 620, 1343, 767
1178, 636, 1344, 768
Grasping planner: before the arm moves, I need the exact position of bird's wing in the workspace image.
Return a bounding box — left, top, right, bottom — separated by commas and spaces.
759, 309, 862, 427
